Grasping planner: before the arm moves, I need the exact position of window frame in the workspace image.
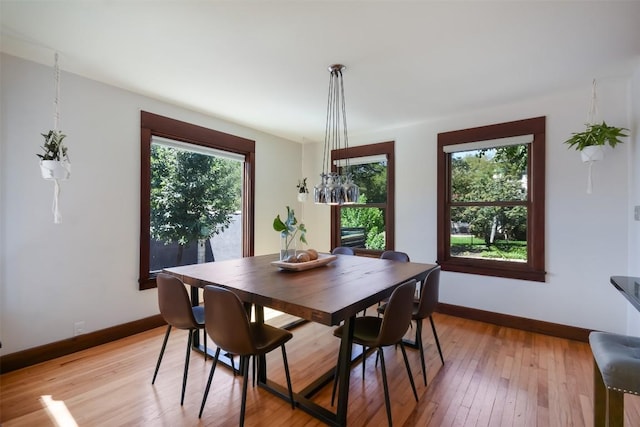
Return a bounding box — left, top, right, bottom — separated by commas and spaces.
139, 111, 255, 290
330, 141, 395, 256
437, 116, 546, 282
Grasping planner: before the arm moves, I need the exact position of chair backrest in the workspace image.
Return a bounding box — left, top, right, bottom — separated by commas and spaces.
156, 273, 199, 330
380, 250, 410, 262
415, 266, 441, 319
332, 246, 355, 255
377, 280, 416, 346
203, 285, 256, 356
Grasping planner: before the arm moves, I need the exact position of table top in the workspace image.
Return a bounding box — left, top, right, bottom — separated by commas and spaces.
164, 253, 437, 326
610, 275, 640, 312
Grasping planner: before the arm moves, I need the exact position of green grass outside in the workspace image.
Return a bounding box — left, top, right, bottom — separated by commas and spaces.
450, 235, 527, 261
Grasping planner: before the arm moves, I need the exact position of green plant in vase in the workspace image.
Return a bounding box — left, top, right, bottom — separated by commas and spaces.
273, 206, 307, 261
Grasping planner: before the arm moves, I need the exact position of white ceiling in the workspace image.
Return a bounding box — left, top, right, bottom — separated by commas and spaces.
2, 1, 639, 143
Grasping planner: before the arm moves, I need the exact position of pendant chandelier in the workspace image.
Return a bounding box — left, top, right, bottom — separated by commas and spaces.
314, 64, 359, 205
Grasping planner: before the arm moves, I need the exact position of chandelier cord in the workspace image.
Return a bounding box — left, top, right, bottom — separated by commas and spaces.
322, 69, 334, 176
339, 69, 350, 175
314, 64, 359, 205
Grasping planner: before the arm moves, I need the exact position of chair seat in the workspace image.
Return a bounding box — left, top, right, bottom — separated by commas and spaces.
192, 305, 205, 326
589, 331, 640, 394
334, 317, 384, 347
250, 324, 293, 355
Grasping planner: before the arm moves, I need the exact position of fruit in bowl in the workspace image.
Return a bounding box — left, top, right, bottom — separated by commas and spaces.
306, 248, 319, 260
284, 248, 319, 263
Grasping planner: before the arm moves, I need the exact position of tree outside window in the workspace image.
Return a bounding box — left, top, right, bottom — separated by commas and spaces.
437, 117, 546, 282
149, 141, 242, 271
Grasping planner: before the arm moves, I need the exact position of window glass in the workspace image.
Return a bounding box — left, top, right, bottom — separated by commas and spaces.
449, 145, 528, 263
149, 140, 242, 273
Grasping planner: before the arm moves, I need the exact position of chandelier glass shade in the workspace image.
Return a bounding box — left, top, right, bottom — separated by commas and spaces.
314, 64, 359, 205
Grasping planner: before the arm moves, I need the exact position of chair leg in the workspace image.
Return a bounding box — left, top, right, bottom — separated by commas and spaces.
252, 355, 256, 387
399, 341, 418, 402
429, 315, 444, 365
203, 328, 207, 360
233, 354, 238, 376
362, 346, 366, 380
180, 330, 193, 405
199, 347, 221, 418
593, 357, 606, 427
152, 325, 171, 384
416, 319, 427, 386
608, 388, 624, 427
281, 345, 295, 409
378, 348, 393, 427
240, 356, 250, 427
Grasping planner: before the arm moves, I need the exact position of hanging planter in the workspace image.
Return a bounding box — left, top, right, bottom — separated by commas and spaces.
579, 145, 605, 163
40, 159, 71, 180
297, 178, 309, 202
564, 80, 628, 194
38, 52, 71, 223
38, 130, 71, 180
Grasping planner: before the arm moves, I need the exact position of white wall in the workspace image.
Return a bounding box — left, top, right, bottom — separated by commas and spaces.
311, 74, 636, 335
626, 62, 640, 336
0, 54, 302, 355
2, 53, 638, 356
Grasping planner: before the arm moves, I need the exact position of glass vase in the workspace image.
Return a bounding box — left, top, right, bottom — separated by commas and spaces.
280, 233, 297, 261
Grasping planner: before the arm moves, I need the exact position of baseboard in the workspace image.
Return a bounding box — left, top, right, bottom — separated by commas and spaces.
1, 305, 590, 374
437, 303, 591, 343
0, 314, 165, 374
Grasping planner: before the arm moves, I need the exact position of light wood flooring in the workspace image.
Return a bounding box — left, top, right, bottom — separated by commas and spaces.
2, 312, 640, 426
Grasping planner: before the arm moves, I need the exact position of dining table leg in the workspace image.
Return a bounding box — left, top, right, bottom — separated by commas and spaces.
335, 316, 355, 425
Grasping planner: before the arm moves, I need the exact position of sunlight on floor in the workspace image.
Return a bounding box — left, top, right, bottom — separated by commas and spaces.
40, 395, 78, 427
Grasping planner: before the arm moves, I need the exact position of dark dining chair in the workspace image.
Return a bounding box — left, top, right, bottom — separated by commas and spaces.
378, 265, 443, 386
152, 273, 206, 405
198, 285, 295, 425
380, 250, 410, 262
366, 250, 410, 316
331, 280, 418, 427
332, 246, 355, 255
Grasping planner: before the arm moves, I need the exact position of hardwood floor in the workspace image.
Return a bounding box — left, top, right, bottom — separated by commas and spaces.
2, 312, 640, 426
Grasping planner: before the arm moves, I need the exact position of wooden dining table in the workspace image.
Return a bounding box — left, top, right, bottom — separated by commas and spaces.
164, 253, 437, 426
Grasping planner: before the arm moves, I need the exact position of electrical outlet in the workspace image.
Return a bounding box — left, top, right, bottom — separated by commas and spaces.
74, 321, 85, 336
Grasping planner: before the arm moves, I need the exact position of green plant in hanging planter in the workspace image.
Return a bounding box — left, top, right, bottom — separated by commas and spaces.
297, 178, 309, 194
564, 121, 628, 151
37, 130, 69, 161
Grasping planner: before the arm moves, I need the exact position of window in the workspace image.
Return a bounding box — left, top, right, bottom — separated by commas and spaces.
139, 111, 255, 290
331, 141, 395, 256
437, 117, 545, 281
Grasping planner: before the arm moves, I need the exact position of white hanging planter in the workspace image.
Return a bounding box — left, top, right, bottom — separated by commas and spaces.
40, 160, 71, 180
297, 192, 308, 202
579, 146, 605, 195
580, 145, 605, 163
